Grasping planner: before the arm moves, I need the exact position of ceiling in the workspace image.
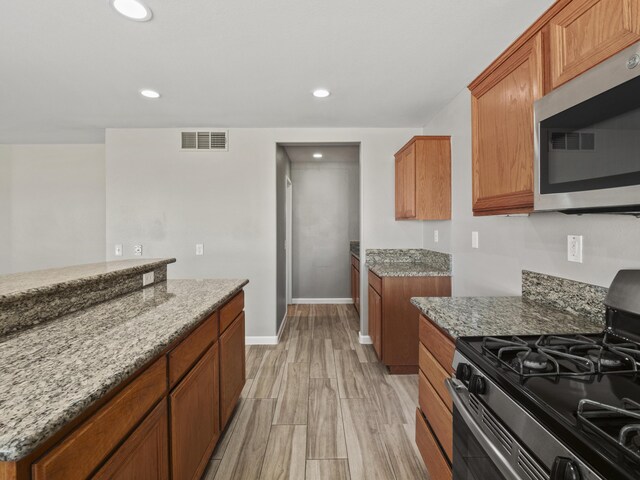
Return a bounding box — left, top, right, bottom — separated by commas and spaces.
283, 144, 359, 164
0, 0, 554, 143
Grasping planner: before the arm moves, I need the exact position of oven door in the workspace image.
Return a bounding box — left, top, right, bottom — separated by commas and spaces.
446, 379, 543, 480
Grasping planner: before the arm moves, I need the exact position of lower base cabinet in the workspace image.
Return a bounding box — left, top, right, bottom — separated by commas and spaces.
94, 399, 169, 480
415, 409, 451, 480
220, 312, 246, 428
170, 344, 220, 480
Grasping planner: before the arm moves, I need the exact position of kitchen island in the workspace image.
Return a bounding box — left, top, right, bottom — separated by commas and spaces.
0, 259, 247, 480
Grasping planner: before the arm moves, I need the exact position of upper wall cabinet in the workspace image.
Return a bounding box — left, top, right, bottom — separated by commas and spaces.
469, 34, 543, 216
394, 136, 451, 220
548, 0, 640, 89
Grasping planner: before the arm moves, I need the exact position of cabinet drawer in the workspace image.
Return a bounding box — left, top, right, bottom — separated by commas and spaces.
220, 290, 244, 334
93, 398, 169, 480
419, 315, 454, 373
415, 408, 452, 480
33, 357, 167, 480
419, 371, 453, 461
368, 271, 382, 294
169, 313, 217, 387
419, 343, 452, 412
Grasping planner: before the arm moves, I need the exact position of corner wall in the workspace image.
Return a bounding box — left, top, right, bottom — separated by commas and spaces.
422, 89, 640, 295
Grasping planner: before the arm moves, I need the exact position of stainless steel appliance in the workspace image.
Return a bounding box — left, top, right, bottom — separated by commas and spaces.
449, 270, 640, 480
534, 41, 640, 213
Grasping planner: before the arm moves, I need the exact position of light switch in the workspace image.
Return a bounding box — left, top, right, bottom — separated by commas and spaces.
472, 231, 479, 249
114, 244, 123, 257
196, 243, 204, 256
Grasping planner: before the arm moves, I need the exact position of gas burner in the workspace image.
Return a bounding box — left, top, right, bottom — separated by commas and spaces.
515, 351, 551, 371
578, 398, 640, 463
587, 349, 624, 369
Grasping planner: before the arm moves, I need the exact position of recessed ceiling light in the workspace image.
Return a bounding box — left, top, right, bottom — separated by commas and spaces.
109, 0, 153, 21
313, 153, 323, 159
312, 89, 330, 98
140, 89, 160, 98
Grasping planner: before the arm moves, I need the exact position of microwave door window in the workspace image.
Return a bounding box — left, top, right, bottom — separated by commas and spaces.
540, 74, 640, 195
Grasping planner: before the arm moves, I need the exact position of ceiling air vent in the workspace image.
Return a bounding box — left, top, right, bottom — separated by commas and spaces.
181, 131, 228, 151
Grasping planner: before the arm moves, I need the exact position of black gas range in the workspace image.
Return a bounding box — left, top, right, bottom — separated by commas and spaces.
449, 270, 640, 480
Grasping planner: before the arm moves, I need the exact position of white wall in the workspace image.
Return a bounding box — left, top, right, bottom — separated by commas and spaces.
275, 145, 291, 331
291, 158, 359, 299
0, 145, 106, 274
422, 90, 640, 295
105, 128, 422, 339
0, 146, 11, 273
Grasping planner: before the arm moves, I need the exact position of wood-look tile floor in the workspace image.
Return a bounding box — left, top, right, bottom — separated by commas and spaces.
204, 304, 428, 480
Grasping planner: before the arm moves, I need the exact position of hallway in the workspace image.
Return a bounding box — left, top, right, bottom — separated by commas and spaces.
205, 304, 428, 480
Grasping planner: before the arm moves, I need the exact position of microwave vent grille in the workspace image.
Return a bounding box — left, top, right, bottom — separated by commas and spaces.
550, 132, 594, 151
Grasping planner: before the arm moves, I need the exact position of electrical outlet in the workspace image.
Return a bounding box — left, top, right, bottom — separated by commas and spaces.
196, 243, 204, 256
114, 244, 123, 257
567, 235, 583, 263
134, 245, 143, 256
472, 231, 479, 249
434, 230, 439, 243
142, 271, 154, 286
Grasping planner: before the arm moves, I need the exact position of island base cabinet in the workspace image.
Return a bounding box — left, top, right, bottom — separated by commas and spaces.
220, 312, 246, 429
170, 343, 220, 480
93, 399, 169, 480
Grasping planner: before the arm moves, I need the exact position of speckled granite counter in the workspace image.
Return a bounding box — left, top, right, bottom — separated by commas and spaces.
366, 248, 451, 277
411, 297, 605, 339
0, 278, 247, 462
350, 241, 360, 259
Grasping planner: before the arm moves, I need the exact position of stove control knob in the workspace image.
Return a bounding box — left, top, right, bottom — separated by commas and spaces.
455, 363, 472, 382
468, 374, 487, 395
551, 457, 581, 480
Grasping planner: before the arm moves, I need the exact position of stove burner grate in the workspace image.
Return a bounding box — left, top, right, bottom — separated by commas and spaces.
578, 398, 640, 463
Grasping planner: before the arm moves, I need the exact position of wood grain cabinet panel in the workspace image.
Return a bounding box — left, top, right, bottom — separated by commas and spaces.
220, 290, 244, 334
368, 285, 382, 358
93, 399, 169, 480
32, 358, 166, 480
219, 312, 246, 428
549, 0, 640, 88
470, 33, 543, 216
418, 372, 453, 461
415, 409, 451, 480
170, 344, 220, 480
395, 136, 451, 220
419, 343, 452, 411
169, 313, 217, 387
418, 315, 455, 374
351, 255, 360, 314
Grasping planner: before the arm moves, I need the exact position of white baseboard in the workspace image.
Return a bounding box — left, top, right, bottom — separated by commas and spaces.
292, 298, 353, 304
358, 332, 372, 345
245, 336, 278, 345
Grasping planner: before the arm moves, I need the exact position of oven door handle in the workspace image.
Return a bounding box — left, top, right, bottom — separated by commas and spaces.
446, 378, 524, 480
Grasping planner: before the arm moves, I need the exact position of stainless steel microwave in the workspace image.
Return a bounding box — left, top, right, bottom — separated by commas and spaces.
534, 41, 640, 213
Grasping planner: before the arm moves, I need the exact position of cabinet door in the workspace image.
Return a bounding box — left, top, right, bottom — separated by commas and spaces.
170, 344, 219, 480
355, 267, 361, 313
368, 285, 382, 358
351, 265, 357, 307
471, 33, 543, 216
549, 0, 640, 89
93, 399, 169, 480
395, 153, 405, 219
220, 312, 246, 428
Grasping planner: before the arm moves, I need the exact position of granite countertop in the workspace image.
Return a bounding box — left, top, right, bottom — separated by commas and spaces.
0, 258, 176, 302
0, 278, 247, 462
368, 262, 450, 277
411, 296, 605, 339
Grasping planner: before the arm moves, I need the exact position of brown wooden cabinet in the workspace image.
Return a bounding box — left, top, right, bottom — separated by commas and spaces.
220, 311, 246, 428
548, 0, 640, 89
367, 271, 451, 373
351, 254, 360, 314
469, 33, 543, 216
395, 136, 451, 220
170, 344, 220, 480
368, 284, 382, 357
20, 289, 247, 480
94, 399, 169, 480
416, 314, 455, 479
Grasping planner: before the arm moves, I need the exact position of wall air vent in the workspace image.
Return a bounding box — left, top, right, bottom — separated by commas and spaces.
550, 132, 595, 151
181, 131, 228, 151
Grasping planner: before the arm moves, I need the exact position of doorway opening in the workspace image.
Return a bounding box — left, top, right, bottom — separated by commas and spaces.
276, 143, 361, 336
